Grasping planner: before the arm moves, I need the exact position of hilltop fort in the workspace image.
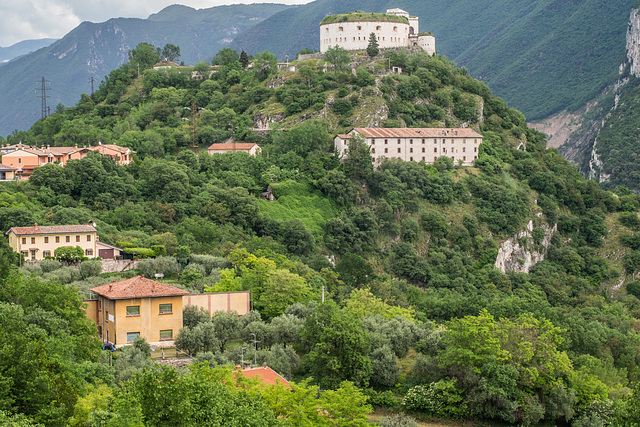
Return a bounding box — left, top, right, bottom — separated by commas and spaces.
319, 8, 435, 55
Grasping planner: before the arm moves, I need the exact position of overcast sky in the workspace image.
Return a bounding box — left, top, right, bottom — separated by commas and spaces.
0, 0, 312, 47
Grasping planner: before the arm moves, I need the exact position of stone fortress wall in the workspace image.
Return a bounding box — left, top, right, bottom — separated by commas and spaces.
319, 8, 435, 56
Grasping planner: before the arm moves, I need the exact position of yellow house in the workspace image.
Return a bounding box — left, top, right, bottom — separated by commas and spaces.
85, 276, 251, 347
6, 222, 98, 261
89, 276, 190, 346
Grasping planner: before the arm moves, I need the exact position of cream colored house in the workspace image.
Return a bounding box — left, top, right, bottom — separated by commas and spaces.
207, 142, 261, 156
335, 127, 483, 166
6, 223, 98, 261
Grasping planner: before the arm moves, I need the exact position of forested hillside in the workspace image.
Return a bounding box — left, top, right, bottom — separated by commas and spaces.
229, 0, 635, 121
0, 3, 290, 137
1, 46, 640, 425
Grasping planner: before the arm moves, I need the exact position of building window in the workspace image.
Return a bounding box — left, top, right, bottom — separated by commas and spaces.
159, 303, 173, 314
357, 26, 362, 30
44, 236, 49, 243
66, 236, 70, 243
422, 157, 425, 161
463, 147, 466, 152
87, 235, 92, 242
410, 157, 414, 161
55, 236, 60, 243
463, 156, 467, 161
18, 158, 21, 164
21, 237, 26, 244
370, 139, 375, 145
160, 329, 173, 340
76, 235, 80, 242
384, 148, 388, 153
422, 147, 425, 153
397, 139, 401, 144
410, 148, 413, 153
434, 148, 437, 153
43, 250, 50, 258
397, 148, 401, 153
422, 139, 425, 144
371, 148, 376, 154
31, 237, 35, 244
126, 306, 140, 316
376, 26, 381, 30
126, 332, 140, 343
85, 249, 93, 256
410, 139, 413, 144
393, 26, 398, 32
384, 139, 388, 144
338, 26, 343, 32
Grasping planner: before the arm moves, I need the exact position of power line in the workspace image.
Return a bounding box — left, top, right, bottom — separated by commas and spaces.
89, 76, 97, 97
35, 77, 51, 119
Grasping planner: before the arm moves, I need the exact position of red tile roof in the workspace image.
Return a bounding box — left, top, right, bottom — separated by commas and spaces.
336, 134, 352, 139
208, 143, 258, 151
7, 224, 97, 235
88, 144, 132, 154
238, 366, 291, 388
352, 127, 483, 138
91, 276, 189, 300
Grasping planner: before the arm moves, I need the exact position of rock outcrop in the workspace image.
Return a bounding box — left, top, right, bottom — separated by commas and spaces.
494, 219, 556, 274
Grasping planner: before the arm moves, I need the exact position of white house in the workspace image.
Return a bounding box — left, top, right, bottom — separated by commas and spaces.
335, 127, 483, 166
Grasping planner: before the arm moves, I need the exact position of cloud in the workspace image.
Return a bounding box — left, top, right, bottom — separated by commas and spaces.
0, 0, 311, 47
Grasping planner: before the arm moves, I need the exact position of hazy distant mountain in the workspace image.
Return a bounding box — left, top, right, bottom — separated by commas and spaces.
0, 3, 290, 137
0, 39, 57, 64
228, 0, 634, 122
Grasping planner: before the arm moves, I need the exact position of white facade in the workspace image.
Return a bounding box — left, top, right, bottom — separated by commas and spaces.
320, 9, 435, 55
335, 128, 483, 167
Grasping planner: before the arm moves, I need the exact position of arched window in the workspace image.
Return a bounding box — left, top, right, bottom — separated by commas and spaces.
357, 26, 362, 30
338, 26, 344, 32
393, 26, 398, 32
376, 25, 381, 31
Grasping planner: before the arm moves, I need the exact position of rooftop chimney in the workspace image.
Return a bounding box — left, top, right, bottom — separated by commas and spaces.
33, 222, 38, 231
108, 284, 112, 292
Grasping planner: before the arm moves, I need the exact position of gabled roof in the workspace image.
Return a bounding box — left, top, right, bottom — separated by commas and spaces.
238, 366, 291, 388
207, 143, 258, 151
352, 127, 483, 139
7, 224, 97, 236
96, 241, 123, 251
88, 144, 132, 154
91, 276, 189, 300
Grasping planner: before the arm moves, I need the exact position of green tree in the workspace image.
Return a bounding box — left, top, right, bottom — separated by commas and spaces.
161, 43, 181, 62
240, 50, 250, 68
211, 311, 240, 352
54, 246, 85, 263
128, 42, 160, 71
302, 301, 371, 389
325, 45, 350, 73
212, 48, 240, 66
367, 33, 379, 58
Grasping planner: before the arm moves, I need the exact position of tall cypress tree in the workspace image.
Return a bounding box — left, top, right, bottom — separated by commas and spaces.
367, 33, 379, 58
239, 50, 250, 68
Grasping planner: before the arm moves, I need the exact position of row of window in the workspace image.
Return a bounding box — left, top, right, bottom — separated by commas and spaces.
329, 25, 406, 32
370, 155, 478, 163
324, 36, 404, 44
126, 330, 173, 343
126, 303, 173, 316
20, 248, 93, 258
372, 147, 477, 154
371, 138, 480, 145
21, 234, 92, 245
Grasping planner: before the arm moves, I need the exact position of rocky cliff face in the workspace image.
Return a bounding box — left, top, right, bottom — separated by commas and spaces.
494, 218, 556, 274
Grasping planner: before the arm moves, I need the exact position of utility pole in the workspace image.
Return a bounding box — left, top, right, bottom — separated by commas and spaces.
250, 333, 260, 367
36, 77, 51, 119
89, 76, 96, 97
183, 103, 204, 152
